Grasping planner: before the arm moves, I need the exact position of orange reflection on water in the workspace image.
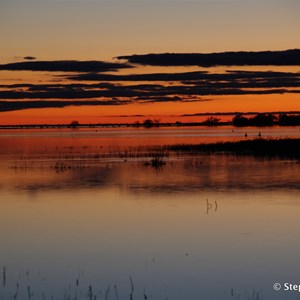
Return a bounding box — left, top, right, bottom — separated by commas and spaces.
2, 126, 299, 158
0, 138, 300, 299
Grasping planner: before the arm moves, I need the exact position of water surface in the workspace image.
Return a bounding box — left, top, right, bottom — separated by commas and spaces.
0, 128, 299, 300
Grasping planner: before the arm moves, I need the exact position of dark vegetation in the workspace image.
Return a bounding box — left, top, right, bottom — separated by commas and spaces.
1, 265, 143, 300
166, 138, 300, 159
144, 150, 167, 169
0, 265, 265, 300
233, 113, 300, 127
8, 138, 300, 175
142, 119, 160, 128
202, 116, 221, 126
69, 120, 80, 128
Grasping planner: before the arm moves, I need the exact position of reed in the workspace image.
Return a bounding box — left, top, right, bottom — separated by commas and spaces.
165, 138, 300, 158
8, 138, 300, 173
0, 266, 266, 300
3, 266, 6, 287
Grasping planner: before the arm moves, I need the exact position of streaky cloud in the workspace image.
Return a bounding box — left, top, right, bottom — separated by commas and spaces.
23, 56, 36, 60
117, 49, 300, 67
0, 99, 131, 112
0, 60, 132, 73
135, 96, 208, 103
67, 71, 209, 81
67, 70, 300, 82
1, 70, 299, 111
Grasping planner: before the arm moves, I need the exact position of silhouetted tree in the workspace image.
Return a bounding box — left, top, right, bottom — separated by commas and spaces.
143, 119, 154, 128
153, 119, 160, 127
233, 114, 249, 127
69, 120, 79, 128
143, 119, 160, 128
203, 116, 220, 126
250, 113, 277, 126
278, 114, 300, 126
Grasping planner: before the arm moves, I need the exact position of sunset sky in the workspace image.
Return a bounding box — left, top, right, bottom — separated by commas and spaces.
0, 0, 299, 124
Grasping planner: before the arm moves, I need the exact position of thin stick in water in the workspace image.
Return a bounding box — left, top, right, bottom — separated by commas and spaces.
105, 286, 110, 300
27, 285, 32, 300
3, 266, 6, 287
88, 285, 93, 300
114, 284, 119, 300
129, 276, 134, 300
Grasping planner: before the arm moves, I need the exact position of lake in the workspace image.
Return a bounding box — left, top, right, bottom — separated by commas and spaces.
0, 126, 300, 300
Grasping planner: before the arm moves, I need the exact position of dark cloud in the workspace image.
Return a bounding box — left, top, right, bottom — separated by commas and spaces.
181, 111, 300, 117
0, 60, 132, 72
0, 86, 162, 99
67, 71, 208, 81
182, 78, 300, 89
117, 49, 300, 67
0, 99, 130, 112
67, 70, 300, 82
23, 56, 36, 60
135, 95, 209, 103
1, 70, 299, 111
135, 96, 182, 103
0, 84, 295, 102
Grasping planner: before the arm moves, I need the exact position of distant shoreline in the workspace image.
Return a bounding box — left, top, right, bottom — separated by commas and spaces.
1, 112, 300, 129
0, 122, 299, 130
0, 121, 232, 129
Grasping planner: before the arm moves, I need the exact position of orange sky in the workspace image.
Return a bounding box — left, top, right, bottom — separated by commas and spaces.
1, 1, 299, 124
0, 94, 299, 125
1, 1, 300, 62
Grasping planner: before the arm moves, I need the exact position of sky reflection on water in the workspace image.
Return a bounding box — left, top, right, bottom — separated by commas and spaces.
0, 131, 300, 300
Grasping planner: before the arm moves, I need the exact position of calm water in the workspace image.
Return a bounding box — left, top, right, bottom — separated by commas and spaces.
0, 127, 300, 300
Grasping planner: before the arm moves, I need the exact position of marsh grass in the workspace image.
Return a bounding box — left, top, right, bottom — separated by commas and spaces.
0, 267, 145, 300
165, 138, 300, 159
0, 265, 266, 300
143, 150, 168, 169
8, 138, 300, 171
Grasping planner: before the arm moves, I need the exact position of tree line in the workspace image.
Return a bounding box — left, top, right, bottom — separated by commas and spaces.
232, 113, 300, 127
66, 114, 300, 129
